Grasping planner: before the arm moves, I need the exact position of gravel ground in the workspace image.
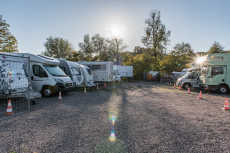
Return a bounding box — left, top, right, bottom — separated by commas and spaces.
0, 82, 230, 153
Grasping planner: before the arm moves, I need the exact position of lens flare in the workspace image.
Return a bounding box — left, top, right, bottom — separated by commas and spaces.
109, 130, 116, 142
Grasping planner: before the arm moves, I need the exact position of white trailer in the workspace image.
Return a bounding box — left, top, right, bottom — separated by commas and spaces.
113, 65, 133, 78
78, 61, 113, 83
18, 53, 74, 97
0, 53, 28, 95
79, 64, 95, 87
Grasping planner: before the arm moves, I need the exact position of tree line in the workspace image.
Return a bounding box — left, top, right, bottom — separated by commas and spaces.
0, 11, 228, 80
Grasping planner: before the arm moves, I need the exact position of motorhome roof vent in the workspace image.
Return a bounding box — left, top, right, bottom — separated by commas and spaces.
37, 55, 54, 60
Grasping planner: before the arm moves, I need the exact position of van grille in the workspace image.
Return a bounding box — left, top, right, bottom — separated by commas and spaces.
65, 82, 72, 87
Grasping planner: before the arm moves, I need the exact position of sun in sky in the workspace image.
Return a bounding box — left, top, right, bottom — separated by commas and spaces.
110, 25, 122, 37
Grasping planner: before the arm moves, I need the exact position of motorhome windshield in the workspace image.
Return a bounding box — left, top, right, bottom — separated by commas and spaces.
201, 67, 209, 76
43, 65, 67, 77
71, 67, 81, 75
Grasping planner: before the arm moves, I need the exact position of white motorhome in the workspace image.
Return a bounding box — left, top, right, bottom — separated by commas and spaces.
79, 64, 95, 87
18, 53, 74, 97
57, 59, 84, 87
0, 53, 28, 95
78, 61, 113, 83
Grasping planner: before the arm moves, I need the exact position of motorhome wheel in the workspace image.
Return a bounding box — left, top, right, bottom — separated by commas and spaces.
218, 85, 229, 94
42, 87, 52, 97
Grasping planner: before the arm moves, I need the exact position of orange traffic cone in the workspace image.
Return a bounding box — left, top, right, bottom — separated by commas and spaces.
58, 91, 62, 101
5, 100, 14, 116
97, 84, 99, 90
84, 87, 87, 94
104, 82, 106, 87
174, 83, 176, 88
224, 98, 229, 110
178, 85, 181, 90
187, 87, 190, 93
199, 91, 202, 99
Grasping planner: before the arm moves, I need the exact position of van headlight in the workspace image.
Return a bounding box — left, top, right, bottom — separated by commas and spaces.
53, 78, 64, 83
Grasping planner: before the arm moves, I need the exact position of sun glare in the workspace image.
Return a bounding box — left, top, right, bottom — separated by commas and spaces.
110, 26, 121, 37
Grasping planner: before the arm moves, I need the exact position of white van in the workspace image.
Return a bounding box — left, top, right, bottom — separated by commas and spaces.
78, 61, 113, 83
79, 64, 95, 87
0, 52, 28, 95
19, 53, 74, 97
57, 59, 84, 87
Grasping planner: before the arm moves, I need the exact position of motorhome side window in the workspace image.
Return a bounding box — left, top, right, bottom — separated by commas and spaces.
86, 68, 92, 75
211, 67, 223, 75
33, 65, 48, 77
92, 65, 101, 70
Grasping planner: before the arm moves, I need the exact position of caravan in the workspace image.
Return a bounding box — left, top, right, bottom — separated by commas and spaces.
78, 61, 113, 83
19, 53, 74, 97
79, 64, 95, 87
0, 53, 29, 95
57, 59, 84, 87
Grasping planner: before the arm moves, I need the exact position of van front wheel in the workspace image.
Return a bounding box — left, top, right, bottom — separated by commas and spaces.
218, 85, 229, 94
42, 86, 52, 97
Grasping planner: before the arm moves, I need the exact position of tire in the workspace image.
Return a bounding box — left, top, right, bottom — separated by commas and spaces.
218, 85, 229, 94
41, 86, 52, 97
183, 83, 191, 90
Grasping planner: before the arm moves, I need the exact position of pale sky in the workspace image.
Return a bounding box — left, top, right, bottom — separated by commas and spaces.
1, 0, 230, 55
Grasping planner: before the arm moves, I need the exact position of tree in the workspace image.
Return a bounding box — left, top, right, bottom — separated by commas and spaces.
108, 37, 127, 65
0, 15, 18, 52
206, 41, 224, 54
142, 10, 171, 57
78, 34, 93, 58
42, 36, 74, 58
169, 42, 194, 71
91, 34, 109, 61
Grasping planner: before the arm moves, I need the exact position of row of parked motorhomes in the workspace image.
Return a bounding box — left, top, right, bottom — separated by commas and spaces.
0, 53, 133, 97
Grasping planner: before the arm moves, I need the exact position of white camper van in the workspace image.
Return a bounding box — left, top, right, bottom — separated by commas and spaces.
0, 53, 29, 95
57, 59, 84, 87
79, 64, 95, 87
113, 65, 133, 78
19, 53, 74, 97
78, 61, 113, 83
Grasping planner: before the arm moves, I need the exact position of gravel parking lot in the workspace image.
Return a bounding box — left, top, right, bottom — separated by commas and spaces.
1, 82, 230, 153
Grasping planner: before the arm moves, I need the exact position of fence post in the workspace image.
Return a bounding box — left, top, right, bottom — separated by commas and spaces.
28, 56, 30, 113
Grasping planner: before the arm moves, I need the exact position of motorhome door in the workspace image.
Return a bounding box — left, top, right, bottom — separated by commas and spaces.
209, 66, 226, 85
31, 64, 48, 92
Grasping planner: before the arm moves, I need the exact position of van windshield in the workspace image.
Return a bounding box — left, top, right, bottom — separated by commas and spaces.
43, 65, 67, 77
181, 72, 191, 78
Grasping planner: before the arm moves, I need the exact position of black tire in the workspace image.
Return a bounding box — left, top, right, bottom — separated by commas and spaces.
218, 85, 229, 94
183, 83, 191, 90
41, 86, 52, 97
